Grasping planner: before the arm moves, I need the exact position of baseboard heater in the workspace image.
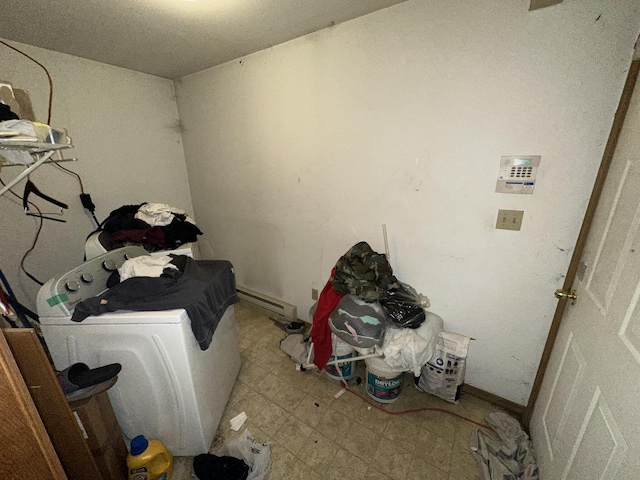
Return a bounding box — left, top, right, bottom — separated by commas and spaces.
236, 286, 298, 322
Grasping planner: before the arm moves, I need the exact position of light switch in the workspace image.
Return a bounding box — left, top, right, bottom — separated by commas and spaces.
496, 209, 524, 231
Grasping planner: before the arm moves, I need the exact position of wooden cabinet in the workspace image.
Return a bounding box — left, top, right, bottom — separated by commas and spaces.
0, 329, 66, 479
1, 328, 115, 479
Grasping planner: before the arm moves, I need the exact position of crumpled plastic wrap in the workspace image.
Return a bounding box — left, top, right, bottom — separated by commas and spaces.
380, 282, 431, 329
226, 429, 271, 480
381, 310, 443, 376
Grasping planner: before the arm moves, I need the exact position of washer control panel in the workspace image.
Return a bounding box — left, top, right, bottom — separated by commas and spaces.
36, 246, 148, 318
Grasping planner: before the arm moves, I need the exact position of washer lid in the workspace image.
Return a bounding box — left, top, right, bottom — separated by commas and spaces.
39, 308, 189, 326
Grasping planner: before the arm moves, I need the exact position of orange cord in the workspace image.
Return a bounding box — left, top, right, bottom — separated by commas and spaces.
340, 380, 494, 432
0, 177, 45, 285
0, 39, 53, 124
1, 39, 94, 281
1, 38, 53, 285
1, 40, 88, 194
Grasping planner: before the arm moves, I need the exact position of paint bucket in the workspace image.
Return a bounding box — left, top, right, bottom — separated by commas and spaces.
365, 356, 404, 403
325, 334, 355, 380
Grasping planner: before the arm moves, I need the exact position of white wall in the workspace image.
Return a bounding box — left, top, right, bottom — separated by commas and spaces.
175, 0, 640, 405
0, 40, 193, 311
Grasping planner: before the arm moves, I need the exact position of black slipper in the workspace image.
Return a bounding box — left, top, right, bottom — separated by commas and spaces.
57, 362, 122, 394
65, 375, 118, 403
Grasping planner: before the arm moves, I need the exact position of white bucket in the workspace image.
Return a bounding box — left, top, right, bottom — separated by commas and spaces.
365, 356, 403, 403
325, 334, 355, 380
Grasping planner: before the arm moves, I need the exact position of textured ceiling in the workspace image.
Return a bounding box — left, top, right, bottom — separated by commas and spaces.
0, 0, 407, 79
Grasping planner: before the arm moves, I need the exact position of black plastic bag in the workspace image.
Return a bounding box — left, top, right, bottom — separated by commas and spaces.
380, 283, 427, 329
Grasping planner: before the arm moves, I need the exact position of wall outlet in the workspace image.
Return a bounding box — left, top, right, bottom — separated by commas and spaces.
496, 209, 524, 231
311, 288, 319, 300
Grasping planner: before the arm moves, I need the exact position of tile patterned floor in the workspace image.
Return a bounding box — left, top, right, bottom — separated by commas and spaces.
173, 302, 506, 479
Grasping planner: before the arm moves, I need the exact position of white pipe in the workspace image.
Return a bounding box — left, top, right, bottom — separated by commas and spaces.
305, 341, 314, 365
299, 351, 383, 371
382, 223, 390, 260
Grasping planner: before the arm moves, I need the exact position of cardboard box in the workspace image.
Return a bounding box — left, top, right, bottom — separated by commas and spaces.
70, 391, 128, 480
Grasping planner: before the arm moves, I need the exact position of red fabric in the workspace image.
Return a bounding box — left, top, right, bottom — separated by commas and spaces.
111, 228, 167, 249
312, 269, 345, 370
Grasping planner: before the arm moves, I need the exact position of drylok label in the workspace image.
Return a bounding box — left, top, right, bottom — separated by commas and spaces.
325, 354, 353, 377
367, 372, 402, 399
374, 377, 401, 388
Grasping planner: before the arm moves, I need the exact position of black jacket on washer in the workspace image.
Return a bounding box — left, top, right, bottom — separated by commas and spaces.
71, 257, 237, 350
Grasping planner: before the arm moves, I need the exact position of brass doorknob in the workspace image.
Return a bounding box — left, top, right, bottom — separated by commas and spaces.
555, 288, 577, 305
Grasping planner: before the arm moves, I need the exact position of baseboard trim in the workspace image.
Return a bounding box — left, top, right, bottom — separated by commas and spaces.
462, 384, 526, 419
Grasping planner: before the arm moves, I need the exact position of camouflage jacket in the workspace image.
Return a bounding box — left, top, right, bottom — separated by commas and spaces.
330, 241, 399, 302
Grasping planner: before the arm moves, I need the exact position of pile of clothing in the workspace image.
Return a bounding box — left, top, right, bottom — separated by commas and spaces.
312, 241, 437, 374
98, 202, 202, 252
72, 254, 237, 351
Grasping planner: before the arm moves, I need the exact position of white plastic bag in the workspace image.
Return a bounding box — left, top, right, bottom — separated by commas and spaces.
417, 331, 471, 403
225, 428, 271, 480
381, 311, 444, 376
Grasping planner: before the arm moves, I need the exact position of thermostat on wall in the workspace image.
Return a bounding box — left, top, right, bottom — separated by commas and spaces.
496, 155, 540, 194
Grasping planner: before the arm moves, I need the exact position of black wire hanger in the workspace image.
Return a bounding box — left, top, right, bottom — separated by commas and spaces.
23, 179, 68, 223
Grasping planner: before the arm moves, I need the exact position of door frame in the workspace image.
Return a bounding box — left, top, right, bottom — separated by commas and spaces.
523, 41, 640, 429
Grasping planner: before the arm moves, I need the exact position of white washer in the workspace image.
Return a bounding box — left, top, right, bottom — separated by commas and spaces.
37, 246, 240, 456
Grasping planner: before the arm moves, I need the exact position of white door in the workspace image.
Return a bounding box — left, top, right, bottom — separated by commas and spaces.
530, 59, 640, 478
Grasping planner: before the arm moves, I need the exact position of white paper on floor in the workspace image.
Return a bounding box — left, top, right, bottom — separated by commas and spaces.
230, 411, 247, 431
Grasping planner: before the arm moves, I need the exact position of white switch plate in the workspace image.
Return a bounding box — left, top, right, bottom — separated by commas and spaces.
496, 209, 524, 231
